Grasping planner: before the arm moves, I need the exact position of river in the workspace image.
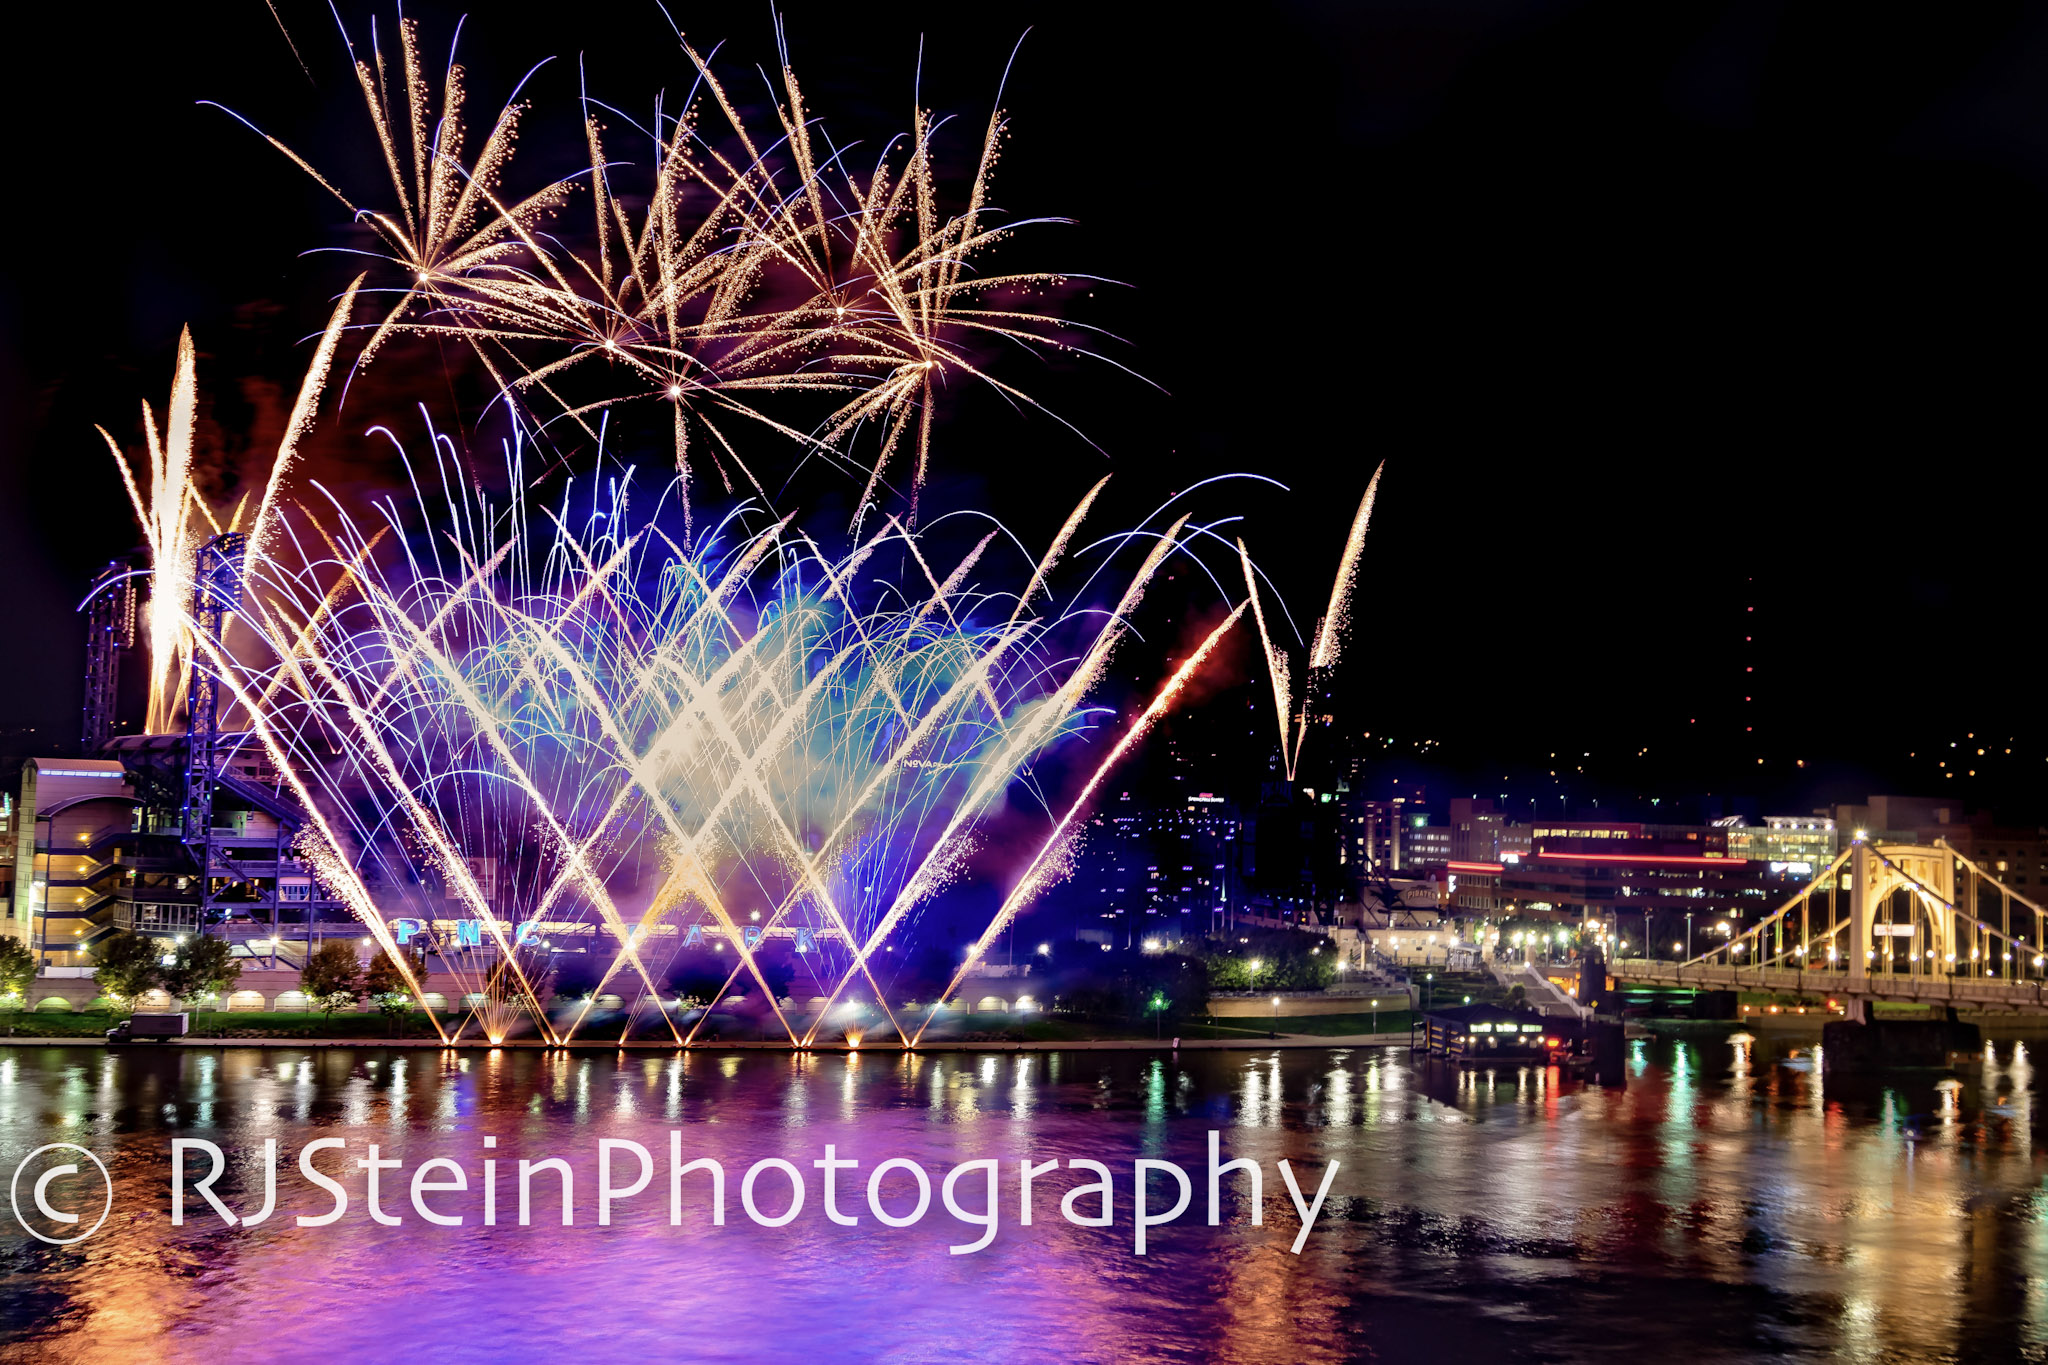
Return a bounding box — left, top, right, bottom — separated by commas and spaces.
1, 1034, 2042, 1363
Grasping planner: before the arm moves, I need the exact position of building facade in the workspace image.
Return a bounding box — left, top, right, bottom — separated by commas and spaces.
1717, 815, 1837, 874
8, 740, 346, 966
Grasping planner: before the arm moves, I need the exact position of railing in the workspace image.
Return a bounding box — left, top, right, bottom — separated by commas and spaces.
41, 855, 119, 883
1210, 988, 1351, 1000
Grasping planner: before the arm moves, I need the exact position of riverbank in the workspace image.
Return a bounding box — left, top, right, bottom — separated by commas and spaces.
0, 1032, 1414, 1051
0, 1006, 1418, 1049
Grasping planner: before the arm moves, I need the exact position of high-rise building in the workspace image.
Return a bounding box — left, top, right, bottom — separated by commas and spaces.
1066, 789, 1245, 947
1404, 817, 1451, 868
1450, 798, 1517, 862
1716, 815, 1837, 874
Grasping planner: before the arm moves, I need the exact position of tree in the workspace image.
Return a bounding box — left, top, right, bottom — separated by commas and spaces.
1041, 943, 1208, 1025
1203, 930, 1337, 991
662, 951, 729, 1007
299, 941, 364, 1018
507, 942, 556, 1003
362, 951, 415, 1034
91, 931, 164, 1012
550, 950, 606, 1001
0, 937, 34, 1003
652, 942, 792, 1007
160, 936, 242, 1008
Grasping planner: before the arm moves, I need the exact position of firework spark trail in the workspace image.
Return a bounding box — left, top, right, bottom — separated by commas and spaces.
1288, 464, 1382, 777
241, 501, 573, 1040
1008, 476, 1109, 627
1308, 462, 1382, 672
1239, 535, 1295, 780
118, 389, 1269, 1048
230, 449, 1151, 1044
631, 555, 1059, 1039
758, 616, 1041, 1045
248, 277, 364, 566
1229, 467, 1383, 784
185, 630, 453, 1042
99, 330, 201, 735
231, 549, 560, 1042
914, 600, 1249, 1042
360, 571, 679, 1039
516, 533, 852, 1042
540, 626, 878, 1044
802, 517, 1191, 1033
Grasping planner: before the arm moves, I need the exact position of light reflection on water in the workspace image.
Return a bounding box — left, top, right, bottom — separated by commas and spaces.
1, 1035, 2045, 1364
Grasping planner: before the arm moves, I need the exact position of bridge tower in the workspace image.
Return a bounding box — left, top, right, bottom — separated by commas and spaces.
1848, 842, 1870, 988
1848, 841, 1956, 986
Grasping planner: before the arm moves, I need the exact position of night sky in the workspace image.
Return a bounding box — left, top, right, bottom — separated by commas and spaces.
5, 1, 2048, 819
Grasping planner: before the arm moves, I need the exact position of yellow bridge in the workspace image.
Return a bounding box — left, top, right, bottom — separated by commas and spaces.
1606, 839, 2048, 1016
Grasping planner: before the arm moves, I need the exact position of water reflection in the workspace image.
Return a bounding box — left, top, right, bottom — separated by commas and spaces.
0, 1036, 2044, 1363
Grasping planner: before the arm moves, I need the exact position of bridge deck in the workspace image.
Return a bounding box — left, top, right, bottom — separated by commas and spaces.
1608, 961, 2048, 1011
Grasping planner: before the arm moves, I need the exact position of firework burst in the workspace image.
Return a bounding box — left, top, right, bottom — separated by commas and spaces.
221, 10, 1119, 535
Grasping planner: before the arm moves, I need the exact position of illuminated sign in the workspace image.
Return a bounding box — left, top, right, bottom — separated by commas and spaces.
1469, 1023, 1493, 1033
1187, 793, 1226, 804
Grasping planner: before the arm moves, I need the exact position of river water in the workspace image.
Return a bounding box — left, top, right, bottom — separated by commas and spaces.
1, 1034, 2043, 1364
